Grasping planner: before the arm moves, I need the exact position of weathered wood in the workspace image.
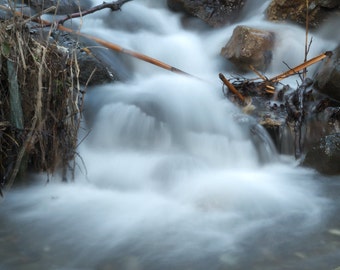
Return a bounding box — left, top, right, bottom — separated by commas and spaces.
269, 51, 331, 82
219, 73, 245, 103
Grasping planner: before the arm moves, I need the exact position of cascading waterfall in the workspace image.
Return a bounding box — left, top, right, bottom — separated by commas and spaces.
1, 1, 339, 270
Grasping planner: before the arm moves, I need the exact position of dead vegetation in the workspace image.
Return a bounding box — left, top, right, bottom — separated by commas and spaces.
0, 9, 83, 194
0, 0, 133, 196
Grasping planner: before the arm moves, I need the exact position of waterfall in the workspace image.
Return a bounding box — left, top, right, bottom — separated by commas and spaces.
1, 1, 338, 269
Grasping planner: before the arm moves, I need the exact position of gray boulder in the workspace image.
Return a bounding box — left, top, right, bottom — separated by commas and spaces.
167, 0, 246, 27
303, 133, 340, 175
314, 45, 340, 102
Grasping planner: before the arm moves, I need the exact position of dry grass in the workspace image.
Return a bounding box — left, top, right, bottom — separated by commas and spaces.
0, 8, 83, 191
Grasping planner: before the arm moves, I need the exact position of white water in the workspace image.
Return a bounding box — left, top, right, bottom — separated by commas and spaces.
1, 1, 340, 269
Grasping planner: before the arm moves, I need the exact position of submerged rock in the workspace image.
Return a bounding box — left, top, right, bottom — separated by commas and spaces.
266, 0, 340, 28
303, 133, 340, 175
167, 0, 246, 27
220, 25, 275, 72
314, 45, 340, 102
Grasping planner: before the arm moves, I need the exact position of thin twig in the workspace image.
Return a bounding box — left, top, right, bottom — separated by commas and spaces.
6, 6, 56, 30
303, 0, 309, 78
45, 0, 133, 26
248, 65, 268, 81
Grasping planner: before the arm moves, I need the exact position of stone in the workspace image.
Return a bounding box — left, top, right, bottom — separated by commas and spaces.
167, 0, 246, 27
45, 30, 130, 86
220, 25, 275, 72
303, 133, 340, 175
266, 0, 340, 28
314, 45, 340, 102
23, 0, 92, 14
316, 0, 339, 9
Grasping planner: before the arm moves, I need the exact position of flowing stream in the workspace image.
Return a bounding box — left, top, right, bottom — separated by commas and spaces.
1, 1, 340, 269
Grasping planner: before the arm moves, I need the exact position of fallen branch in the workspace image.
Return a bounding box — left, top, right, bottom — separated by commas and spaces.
56, 24, 196, 78
219, 73, 245, 103
269, 51, 332, 82
0, 2, 200, 79
43, 0, 133, 26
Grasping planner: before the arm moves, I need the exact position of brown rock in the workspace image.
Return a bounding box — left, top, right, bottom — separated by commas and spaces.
220, 25, 275, 72
266, 0, 340, 28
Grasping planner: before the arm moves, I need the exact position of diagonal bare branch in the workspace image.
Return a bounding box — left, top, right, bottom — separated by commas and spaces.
56, 0, 133, 25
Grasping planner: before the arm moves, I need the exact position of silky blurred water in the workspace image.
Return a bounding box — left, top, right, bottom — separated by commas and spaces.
1, 1, 340, 270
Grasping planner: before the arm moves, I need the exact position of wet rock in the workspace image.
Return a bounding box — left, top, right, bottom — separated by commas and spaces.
220, 25, 275, 72
23, 0, 92, 14
266, 0, 340, 28
167, 0, 246, 27
304, 106, 340, 148
76, 49, 127, 86
314, 45, 340, 102
303, 133, 340, 175
50, 32, 130, 85
318, 0, 339, 8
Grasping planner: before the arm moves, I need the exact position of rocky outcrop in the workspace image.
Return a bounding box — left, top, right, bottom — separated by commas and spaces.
220, 25, 275, 72
167, 0, 246, 27
224, 73, 340, 175
313, 45, 340, 102
76, 46, 130, 86
303, 133, 340, 175
266, 0, 340, 28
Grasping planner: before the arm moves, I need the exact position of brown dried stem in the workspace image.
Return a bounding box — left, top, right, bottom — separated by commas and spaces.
248, 65, 267, 82
269, 51, 331, 83
219, 73, 245, 103
0, 1, 199, 79
57, 24, 195, 77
